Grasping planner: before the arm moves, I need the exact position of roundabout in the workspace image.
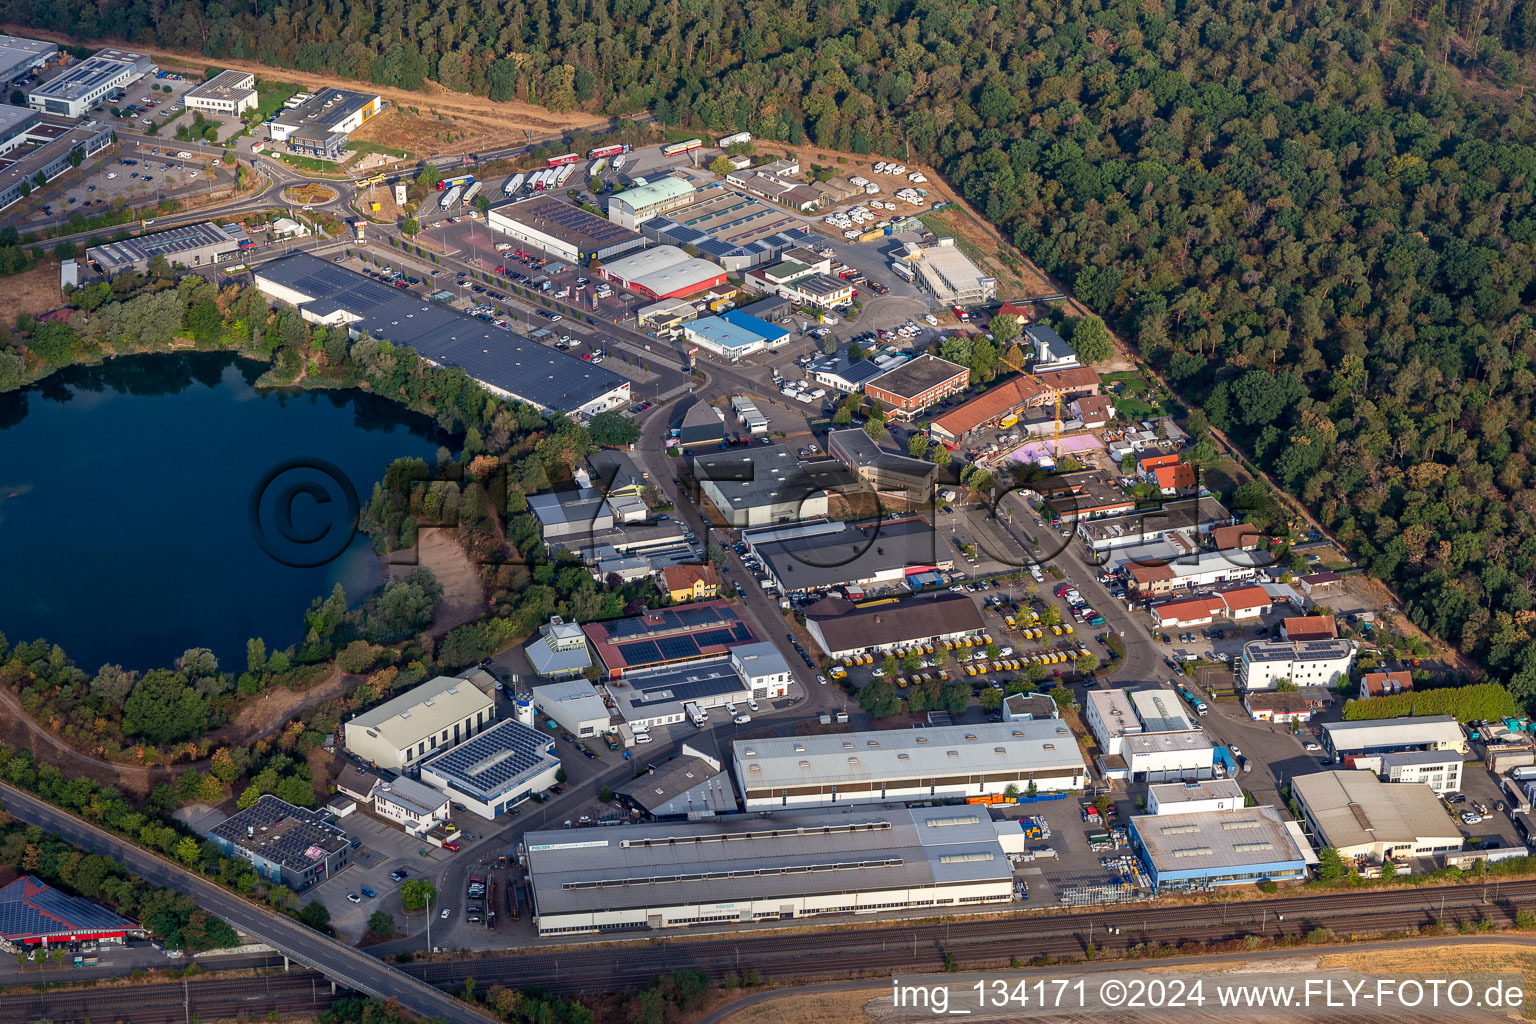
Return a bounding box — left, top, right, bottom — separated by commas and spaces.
281, 182, 340, 205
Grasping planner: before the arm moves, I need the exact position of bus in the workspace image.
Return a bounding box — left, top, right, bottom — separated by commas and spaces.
353, 173, 386, 189
661, 138, 703, 157
588, 143, 630, 159
437, 174, 474, 191
439, 186, 462, 210
547, 152, 579, 167
462, 181, 483, 205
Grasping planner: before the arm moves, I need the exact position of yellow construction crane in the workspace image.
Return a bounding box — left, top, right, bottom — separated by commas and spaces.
996, 347, 1062, 460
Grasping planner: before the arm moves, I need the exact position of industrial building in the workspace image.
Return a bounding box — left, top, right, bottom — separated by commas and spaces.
254, 254, 631, 416
827, 428, 937, 501
0, 35, 56, 86
864, 354, 972, 418
583, 601, 757, 679
184, 69, 257, 116
609, 645, 791, 733
0, 876, 140, 947
1320, 715, 1468, 761
1084, 688, 1216, 782
807, 350, 899, 394
0, 106, 114, 212
682, 309, 790, 360
745, 518, 953, 596
599, 244, 728, 300
371, 776, 450, 835
530, 679, 611, 738
1145, 779, 1245, 816
524, 804, 1018, 935
1237, 638, 1356, 691
636, 296, 698, 338
803, 592, 983, 660
929, 376, 1051, 443
1290, 770, 1463, 864
734, 721, 1085, 810
488, 194, 645, 264
692, 444, 851, 527
677, 400, 726, 450
419, 719, 562, 820
908, 239, 996, 306
1369, 750, 1464, 794
343, 674, 497, 771
207, 795, 352, 892
526, 488, 614, 540
1129, 805, 1311, 891
524, 617, 594, 679
269, 88, 382, 159
28, 48, 150, 118
607, 175, 695, 229
87, 221, 247, 276
1125, 550, 1274, 596
613, 741, 735, 818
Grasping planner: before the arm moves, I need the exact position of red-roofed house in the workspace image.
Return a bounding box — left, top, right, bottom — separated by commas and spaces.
1218, 586, 1271, 620
1242, 690, 1314, 724
996, 301, 1031, 326
0, 876, 140, 946
1151, 595, 1225, 629
1126, 561, 1177, 597
1071, 395, 1116, 429
1281, 615, 1338, 641
659, 564, 719, 603
1212, 524, 1263, 551
1359, 670, 1413, 699
1138, 453, 1181, 475
1152, 463, 1198, 495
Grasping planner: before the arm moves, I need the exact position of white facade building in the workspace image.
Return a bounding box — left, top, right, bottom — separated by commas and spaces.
343, 675, 496, 771
530, 679, 611, 738
1292, 770, 1463, 864
1145, 779, 1244, 816
184, 70, 257, 115
419, 719, 563, 820
733, 721, 1085, 811
28, 48, 150, 118
371, 776, 450, 835
729, 642, 793, 698
1237, 638, 1356, 691
1321, 715, 1468, 761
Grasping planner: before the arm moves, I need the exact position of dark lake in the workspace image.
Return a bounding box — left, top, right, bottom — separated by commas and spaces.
0, 353, 447, 674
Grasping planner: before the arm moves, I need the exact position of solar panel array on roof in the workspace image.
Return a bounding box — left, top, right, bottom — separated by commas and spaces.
209, 794, 349, 870
419, 719, 558, 800
0, 876, 137, 942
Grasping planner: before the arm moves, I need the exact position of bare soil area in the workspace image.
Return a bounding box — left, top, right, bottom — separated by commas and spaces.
357, 184, 407, 222
0, 260, 68, 320
383, 527, 487, 637
716, 989, 879, 1024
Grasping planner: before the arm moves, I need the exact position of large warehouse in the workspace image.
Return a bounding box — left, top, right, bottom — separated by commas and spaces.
488, 194, 645, 264
607, 175, 696, 229
692, 444, 851, 527
418, 719, 562, 820
803, 591, 982, 659
87, 221, 247, 276
1291, 770, 1463, 864
255, 254, 631, 416
733, 721, 1086, 810
343, 674, 496, 771
524, 804, 1018, 935
599, 244, 728, 300
27, 48, 150, 118
0, 35, 56, 86
744, 518, 952, 595
1129, 805, 1312, 891
583, 601, 758, 679
1320, 715, 1468, 761
0, 106, 114, 213
0, 876, 140, 947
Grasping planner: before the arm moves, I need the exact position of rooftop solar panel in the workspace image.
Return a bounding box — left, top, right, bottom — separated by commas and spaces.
420, 720, 558, 800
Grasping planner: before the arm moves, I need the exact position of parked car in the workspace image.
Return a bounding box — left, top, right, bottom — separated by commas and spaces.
440, 907, 452, 919
346, 893, 361, 903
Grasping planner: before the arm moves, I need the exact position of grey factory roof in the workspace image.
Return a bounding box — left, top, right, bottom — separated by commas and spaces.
272, 88, 377, 131
347, 674, 494, 750
1079, 497, 1233, 543
806, 591, 983, 653
752, 517, 949, 592
1291, 770, 1462, 850
372, 775, 448, 817
1148, 779, 1243, 807
418, 719, 559, 802
525, 804, 1012, 916
491, 194, 643, 252
1132, 805, 1306, 874
255, 254, 628, 413
209, 794, 350, 869
613, 743, 734, 816
532, 678, 611, 723
29, 48, 145, 102
1122, 730, 1213, 757
1321, 715, 1464, 752
692, 444, 856, 511
1378, 749, 1463, 768
730, 640, 791, 680
609, 659, 751, 723
0, 35, 54, 78
527, 488, 611, 528
733, 721, 1083, 791
185, 69, 255, 103
1129, 688, 1198, 733
827, 428, 936, 480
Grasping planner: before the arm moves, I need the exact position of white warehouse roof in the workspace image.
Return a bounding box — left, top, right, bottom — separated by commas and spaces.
347, 675, 494, 750
602, 245, 721, 294
1322, 715, 1464, 752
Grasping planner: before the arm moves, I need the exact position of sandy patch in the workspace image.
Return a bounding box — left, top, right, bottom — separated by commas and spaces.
0, 260, 68, 320
717, 989, 881, 1024
384, 527, 487, 636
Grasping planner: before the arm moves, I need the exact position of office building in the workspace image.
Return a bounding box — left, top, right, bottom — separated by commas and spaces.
729, 641, 793, 697
807, 351, 894, 394
269, 88, 382, 159
1027, 324, 1078, 371
1129, 805, 1311, 891
371, 776, 450, 836
607, 175, 695, 229
1145, 779, 1245, 816
0, 36, 56, 86
599, 244, 727, 300
744, 518, 952, 595
184, 70, 257, 116
525, 804, 1017, 935
207, 795, 352, 892
613, 742, 735, 819
1373, 750, 1464, 794
1237, 639, 1356, 691
0, 106, 113, 213
28, 48, 149, 118
864, 355, 971, 418
1321, 715, 1468, 761
343, 674, 496, 771
255, 254, 631, 416
1291, 770, 1463, 864
826, 428, 936, 501
488, 194, 645, 264
734, 721, 1084, 810
0, 876, 139, 947
87, 221, 247, 276
1084, 688, 1215, 782
803, 592, 982, 660
530, 679, 611, 739
910, 239, 996, 305
692, 444, 851, 527
583, 601, 757, 679
419, 719, 562, 820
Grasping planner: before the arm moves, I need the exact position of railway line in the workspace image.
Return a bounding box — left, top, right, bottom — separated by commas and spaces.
0, 973, 338, 1024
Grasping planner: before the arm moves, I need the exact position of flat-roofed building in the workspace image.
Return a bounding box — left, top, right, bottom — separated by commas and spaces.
613, 741, 735, 819
1291, 770, 1463, 863
88, 221, 246, 276
1129, 804, 1311, 891
530, 679, 611, 739
343, 674, 497, 771
733, 721, 1085, 810
525, 804, 1016, 935
599, 244, 727, 299
207, 795, 351, 892
1146, 779, 1245, 816
1374, 750, 1463, 794
692, 443, 850, 527
1130, 688, 1198, 733
525, 616, 594, 680
827, 428, 936, 502
0, 107, 113, 212
418, 719, 562, 820
269, 88, 382, 159
803, 592, 983, 660
489, 194, 645, 264
1321, 715, 1467, 761
911, 238, 996, 306
527, 488, 614, 540
0, 36, 56, 86
1237, 638, 1355, 691
864, 354, 971, 418
746, 518, 954, 596
635, 297, 698, 337
607, 175, 696, 229
584, 600, 757, 679
371, 775, 450, 835
28, 48, 150, 118
682, 310, 790, 360
184, 70, 257, 115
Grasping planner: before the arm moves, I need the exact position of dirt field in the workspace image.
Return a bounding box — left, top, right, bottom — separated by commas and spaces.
349, 108, 490, 159
282, 183, 338, 205
357, 184, 407, 221
383, 527, 488, 637
717, 989, 879, 1024
918, 206, 1055, 300
0, 260, 68, 321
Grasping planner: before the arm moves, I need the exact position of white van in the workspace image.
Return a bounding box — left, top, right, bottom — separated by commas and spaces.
633, 731, 653, 744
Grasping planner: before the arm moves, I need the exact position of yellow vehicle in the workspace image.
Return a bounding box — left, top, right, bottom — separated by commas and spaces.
1064, 624, 1075, 633
966, 665, 977, 676
1052, 624, 1064, 635
920, 672, 933, 684
942, 640, 954, 650
938, 669, 950, 681
924, 644, 935, 655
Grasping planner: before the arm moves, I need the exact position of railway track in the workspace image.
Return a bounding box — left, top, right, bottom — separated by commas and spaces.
0, 973, 338, 1024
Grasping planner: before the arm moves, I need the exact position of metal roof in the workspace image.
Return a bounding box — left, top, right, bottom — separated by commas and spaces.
29, 48, 145, 102
601, 245, 723, 295
347, 675, 494, 750
733, 721, 1083, 791
1291, 770, 1462, 849
1129, 688, 1198, 733
491, 194, 643, 251
1147, 779, 1243, 806
526, 804, 1012, 915
186, 70, 256, 103
806, 590, 982, 653
0, 876, 137, 941
1131, 805, 1306, 874
373, 775, 448, 817
1321, 715, 1464, 752
755, 517, 949, 593
1122, 730, 1212, 756
419, 719, 559, 801
692, 444, 856, 511
611, 175, 694, 212
686, 315, 776, 352
272, 88, 377, 131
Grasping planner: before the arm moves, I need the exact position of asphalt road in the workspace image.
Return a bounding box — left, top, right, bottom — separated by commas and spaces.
0, 782, 494, 1024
